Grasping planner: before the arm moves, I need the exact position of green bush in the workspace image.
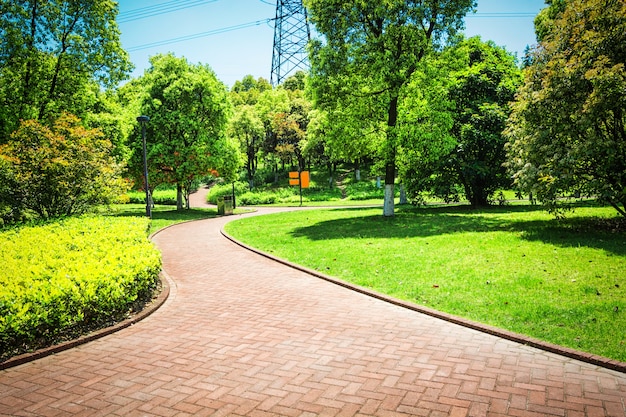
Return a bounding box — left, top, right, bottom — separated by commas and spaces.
0, 216, 161, 360
126, 189, 178, 205
206, 181, 250, 204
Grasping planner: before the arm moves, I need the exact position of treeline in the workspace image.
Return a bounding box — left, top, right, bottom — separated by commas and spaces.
1, 0, 624, 225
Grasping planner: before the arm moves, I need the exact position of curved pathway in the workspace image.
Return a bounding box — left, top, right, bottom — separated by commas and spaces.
1, 199, 625, 416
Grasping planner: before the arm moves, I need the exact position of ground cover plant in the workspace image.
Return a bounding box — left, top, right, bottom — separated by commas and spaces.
0, 216, 161, 361
225, 204, 626, 361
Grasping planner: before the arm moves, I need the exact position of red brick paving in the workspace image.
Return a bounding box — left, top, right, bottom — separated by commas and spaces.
1, 205, 625, 416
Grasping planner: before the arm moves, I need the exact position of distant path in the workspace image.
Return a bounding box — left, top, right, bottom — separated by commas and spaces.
189, 184, 215, 209
1, 187, 625, 416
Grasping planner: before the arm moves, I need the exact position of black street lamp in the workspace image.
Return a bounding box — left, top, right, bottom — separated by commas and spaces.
136, 115, 151, 218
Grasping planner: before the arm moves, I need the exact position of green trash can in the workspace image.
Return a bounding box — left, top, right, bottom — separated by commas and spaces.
218, 195, 233, 215
223, 195, 233, 215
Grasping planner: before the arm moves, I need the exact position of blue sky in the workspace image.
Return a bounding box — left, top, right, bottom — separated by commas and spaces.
117, 0, 547, 88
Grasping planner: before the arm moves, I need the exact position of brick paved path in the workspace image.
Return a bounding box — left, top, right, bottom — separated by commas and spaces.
1, 208, 625, 416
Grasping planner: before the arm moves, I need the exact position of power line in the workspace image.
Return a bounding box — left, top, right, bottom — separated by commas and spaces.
117, 0, 218, 24
467, 13, 536, 18
126, 19, 272, 52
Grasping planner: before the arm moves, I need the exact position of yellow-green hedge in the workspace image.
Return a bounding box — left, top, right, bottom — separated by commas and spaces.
0, 216, 161, 360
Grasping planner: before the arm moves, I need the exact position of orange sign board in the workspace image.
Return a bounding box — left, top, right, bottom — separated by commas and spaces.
300, 171, 310, 188
288, 171, 310, 188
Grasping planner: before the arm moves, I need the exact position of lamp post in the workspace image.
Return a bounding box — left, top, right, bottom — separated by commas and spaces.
137, 115, 151, 219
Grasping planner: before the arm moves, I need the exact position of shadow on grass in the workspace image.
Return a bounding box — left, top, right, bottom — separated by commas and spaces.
289, 203, 626, 256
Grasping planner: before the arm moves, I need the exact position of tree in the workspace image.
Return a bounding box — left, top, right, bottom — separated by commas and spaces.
305, 0, 476, 216
0, 113, 126, 221
229, 105, 264, 189
270, 92, 312, 171
0, 0, 132, 139
505, 0, 626, 217
404, 37, 522, 206
230, 75, 272, 106
255, 87, 291, 181
136, 53, 240, 210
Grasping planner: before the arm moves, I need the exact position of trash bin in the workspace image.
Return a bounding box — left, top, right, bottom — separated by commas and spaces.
218, 195, 233, 215
223, 195, 233, 215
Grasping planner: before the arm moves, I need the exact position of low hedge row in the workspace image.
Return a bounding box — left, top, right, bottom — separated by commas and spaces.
126, 189, 178, 205
0, 216, 161, 361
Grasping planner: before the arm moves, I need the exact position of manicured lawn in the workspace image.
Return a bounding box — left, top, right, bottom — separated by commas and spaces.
224, 204, 626, 362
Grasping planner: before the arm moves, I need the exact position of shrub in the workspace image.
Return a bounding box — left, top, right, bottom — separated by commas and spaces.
126, 189, 178, 205
0, 113, 127, 222
0, 216, 161, 360
206, 181, 249, 204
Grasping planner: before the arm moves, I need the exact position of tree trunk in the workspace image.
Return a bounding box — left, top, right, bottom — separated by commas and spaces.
383, 163, 395, 217
399, 184, 408, 205
176, 183, 184, 210
383, 95, 399, 217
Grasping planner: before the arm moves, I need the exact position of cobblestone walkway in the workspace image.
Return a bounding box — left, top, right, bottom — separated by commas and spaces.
1, 205, 625, 416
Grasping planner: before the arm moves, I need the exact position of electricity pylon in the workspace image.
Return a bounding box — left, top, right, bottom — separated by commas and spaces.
270, 0, 310, 86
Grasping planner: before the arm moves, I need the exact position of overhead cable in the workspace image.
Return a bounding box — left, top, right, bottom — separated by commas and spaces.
126, 19, 273, 52
118, 0, 219, 24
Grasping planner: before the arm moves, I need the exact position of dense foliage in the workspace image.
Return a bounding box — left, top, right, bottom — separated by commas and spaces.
506, 0, 626, 217
0, 0, 131, 140
0, 216, 161, 360
403, 37, 522, 206
305, 0, 476, 216
0, 113, 126, 222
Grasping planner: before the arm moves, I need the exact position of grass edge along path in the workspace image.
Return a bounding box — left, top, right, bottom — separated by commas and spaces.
224, 204, 626, 365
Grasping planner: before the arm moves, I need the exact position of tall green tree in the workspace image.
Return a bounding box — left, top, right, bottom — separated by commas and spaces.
306, 0, 476, 216
229, 105, 264, 189
136, 53, 240, 210
505, 0, 626, 217
255, 87, 291, 181
404, 37, 522, 206
0, 0, 132, 139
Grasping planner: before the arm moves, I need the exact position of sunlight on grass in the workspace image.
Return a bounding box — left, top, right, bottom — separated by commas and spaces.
225, 205, 626, 361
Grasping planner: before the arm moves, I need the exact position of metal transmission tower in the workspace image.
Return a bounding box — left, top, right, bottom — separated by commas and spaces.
270, 0, 311, 86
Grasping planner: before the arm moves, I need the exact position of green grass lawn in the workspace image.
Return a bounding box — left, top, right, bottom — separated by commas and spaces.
224, 204, 626, 362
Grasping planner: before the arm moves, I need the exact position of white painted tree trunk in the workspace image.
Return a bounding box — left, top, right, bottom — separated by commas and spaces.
355, 169, 361, 182
383, 184, 395, 217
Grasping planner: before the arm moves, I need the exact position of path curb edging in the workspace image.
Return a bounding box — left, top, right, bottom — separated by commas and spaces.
0, 273, 170, 371
221, 227, 626, 375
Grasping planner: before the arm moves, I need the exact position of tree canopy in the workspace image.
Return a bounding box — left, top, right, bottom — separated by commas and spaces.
505, 0, 626, 217
404, 37, 521, 206
0, 0, 132, 139
306, 0, 476, 216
